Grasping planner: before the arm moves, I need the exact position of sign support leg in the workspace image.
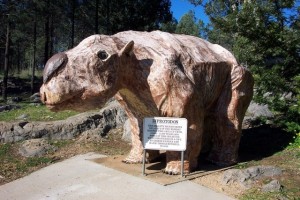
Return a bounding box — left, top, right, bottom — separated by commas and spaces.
142, 149, 146, 176
181, 151, 184, 177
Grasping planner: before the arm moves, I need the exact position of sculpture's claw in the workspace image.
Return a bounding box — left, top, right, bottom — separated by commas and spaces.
122, 157, 143, 164
122, 149, 160, 164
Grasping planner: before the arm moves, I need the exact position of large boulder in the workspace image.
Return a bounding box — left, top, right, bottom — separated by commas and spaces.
0, 100, 127, 143
19, 138, 57, 157
222, 165, 282, 188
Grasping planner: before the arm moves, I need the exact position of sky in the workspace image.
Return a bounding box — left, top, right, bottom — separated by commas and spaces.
170, 0, 210, 24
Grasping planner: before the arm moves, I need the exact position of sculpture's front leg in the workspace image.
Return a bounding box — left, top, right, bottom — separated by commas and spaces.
122, 117, 159, 163
122, 117, 144, 163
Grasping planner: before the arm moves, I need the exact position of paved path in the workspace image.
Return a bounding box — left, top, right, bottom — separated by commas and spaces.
0, 153, 235, 200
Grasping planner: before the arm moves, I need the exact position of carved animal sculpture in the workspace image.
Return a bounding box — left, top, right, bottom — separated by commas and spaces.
40, 30, 254, 174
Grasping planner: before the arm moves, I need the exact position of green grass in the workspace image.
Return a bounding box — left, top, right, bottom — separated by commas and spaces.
15, 157, 52, 173
289, 132, 300, 149
50, 140, 72, 148
0, 103, 79, 121
241, 189, 290, 200
0, 143, 11, 158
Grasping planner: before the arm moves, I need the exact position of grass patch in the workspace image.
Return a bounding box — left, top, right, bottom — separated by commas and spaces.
241, 189, 289, 200
0, 103, 79, 121
15, 158, 51, 173
0, 143, 11, 158
0, 129, 131, 185
240, 147, 300, 200
25, 157, 52, 167
50, 140, 72, 148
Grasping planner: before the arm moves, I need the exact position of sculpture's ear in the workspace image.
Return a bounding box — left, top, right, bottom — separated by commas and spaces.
118, 41, 134, 57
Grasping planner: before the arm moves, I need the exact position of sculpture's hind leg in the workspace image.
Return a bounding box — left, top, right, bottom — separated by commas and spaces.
207, 66, 254, 166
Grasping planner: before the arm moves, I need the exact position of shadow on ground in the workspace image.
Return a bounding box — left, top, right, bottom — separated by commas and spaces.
239, 124, 294, 162
147, 124, 295, 173
94, 124, 295, 186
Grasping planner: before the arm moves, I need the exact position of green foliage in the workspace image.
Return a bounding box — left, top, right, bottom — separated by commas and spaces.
202, 1, 300, 147
176, 10, 201, 36
175, 10, 208, 38
286, 122, 300, 149
160, 17, 178, 33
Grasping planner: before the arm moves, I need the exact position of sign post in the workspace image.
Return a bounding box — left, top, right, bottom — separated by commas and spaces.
142, 117, 187, 177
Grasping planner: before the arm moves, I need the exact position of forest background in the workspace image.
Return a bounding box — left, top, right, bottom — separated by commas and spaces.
0, 0, 299, 139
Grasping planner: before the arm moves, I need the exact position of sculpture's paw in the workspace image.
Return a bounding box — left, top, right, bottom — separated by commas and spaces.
122, 150, 160, 164
162, 161, 190, 175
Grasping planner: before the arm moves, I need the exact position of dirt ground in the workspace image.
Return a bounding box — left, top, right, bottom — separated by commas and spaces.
94, 154, 245, 198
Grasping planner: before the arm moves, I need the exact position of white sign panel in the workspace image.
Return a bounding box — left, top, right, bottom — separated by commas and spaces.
143, 117, 187, 151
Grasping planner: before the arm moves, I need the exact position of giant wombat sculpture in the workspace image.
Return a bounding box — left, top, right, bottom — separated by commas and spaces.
40, 31, 254, 174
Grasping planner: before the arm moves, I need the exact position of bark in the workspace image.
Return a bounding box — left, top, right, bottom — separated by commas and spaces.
2, 19, 10, 101
70, 0, 76, 48
106, 0, 110, 35
95, 0, 99, 34
44, 0, 50, 65
50, 14, 54, 56
31, 10, 37, 94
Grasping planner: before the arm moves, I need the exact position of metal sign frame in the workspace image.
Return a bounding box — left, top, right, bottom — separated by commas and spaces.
142, 117, 187, 177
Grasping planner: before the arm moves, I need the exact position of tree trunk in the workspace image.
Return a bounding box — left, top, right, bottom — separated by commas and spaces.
17, 41, 21, 74
2, 19, 10, 101
95, 0, 99, 34
50, 13, 54, 57
31, 10, 37, 95
106, 0, 110, 34
44, 0, 50, 65
70, 0, 75, 48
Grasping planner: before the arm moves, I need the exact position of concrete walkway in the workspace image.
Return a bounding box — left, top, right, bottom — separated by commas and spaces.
0, 153, 234, 200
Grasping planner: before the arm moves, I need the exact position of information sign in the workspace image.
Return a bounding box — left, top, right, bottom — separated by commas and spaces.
143, 117, 187, 151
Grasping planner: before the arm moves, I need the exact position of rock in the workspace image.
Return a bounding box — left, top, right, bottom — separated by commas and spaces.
0, 100, 127, 143
77, 129, 103, 143
0, 104, 21, 112
30, 93, 42, 103
222, 166, 282, 188
222, 169, 252, 188
247, 166, 282, 177
100, 100, 127, 127
19, 138, 57, 157
262, 180, 282, 192
122, 119, 132, 143
246, 102, 274, 119
243, 102, 274, 128
30, 93, 40, 100
16, 114, 29, 120
12, 97, 22, 102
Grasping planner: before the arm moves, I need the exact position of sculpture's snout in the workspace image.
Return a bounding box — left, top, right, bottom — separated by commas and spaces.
43, 52, 68, 83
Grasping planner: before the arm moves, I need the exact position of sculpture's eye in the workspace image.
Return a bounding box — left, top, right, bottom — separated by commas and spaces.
97, 50, 108, 60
